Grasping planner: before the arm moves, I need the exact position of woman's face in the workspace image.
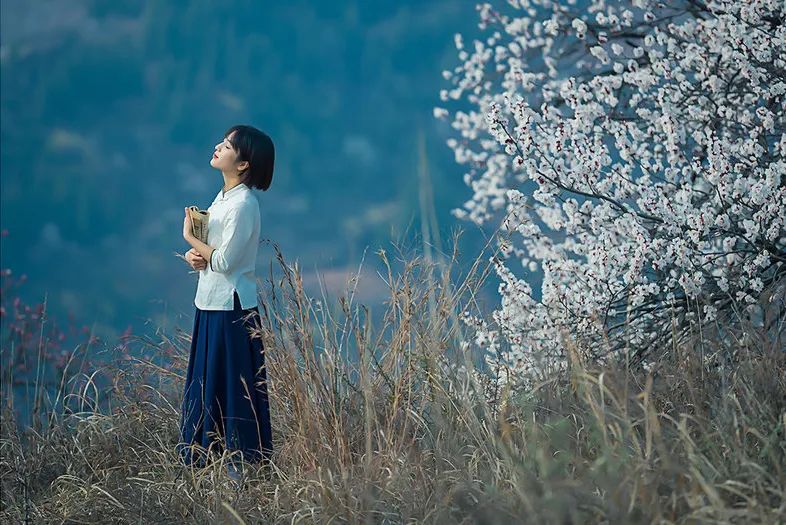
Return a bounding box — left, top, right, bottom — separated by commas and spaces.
210, 131, 239, 171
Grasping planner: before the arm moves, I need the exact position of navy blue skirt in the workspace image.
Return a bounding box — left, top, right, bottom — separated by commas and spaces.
177, 290, 273, 467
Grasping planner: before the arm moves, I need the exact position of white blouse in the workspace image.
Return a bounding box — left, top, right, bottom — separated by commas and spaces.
194, 182, 260, 311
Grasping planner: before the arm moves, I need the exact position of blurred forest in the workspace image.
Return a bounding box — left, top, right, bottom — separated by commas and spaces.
0, 0, 493, 342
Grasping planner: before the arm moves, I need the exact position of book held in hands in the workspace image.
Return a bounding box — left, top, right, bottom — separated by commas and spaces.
174, 205, 210, 270
187, 206, 210, 243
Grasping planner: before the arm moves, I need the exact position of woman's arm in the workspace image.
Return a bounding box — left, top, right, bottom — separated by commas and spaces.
185, 236, 215, 267
207, 206, 254, 273
183, 204, 254, 274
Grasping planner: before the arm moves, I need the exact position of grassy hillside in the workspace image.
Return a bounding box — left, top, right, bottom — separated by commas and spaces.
1, 240, 783, 523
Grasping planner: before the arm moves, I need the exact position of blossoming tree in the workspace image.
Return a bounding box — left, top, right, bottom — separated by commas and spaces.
435, 0, 785, 383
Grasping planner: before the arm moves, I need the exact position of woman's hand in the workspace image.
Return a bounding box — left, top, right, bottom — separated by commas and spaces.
183, 207, 195, 241
185, 248, 207, 271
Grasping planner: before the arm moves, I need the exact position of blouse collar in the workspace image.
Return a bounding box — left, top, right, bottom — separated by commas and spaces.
220, 182, 248, 200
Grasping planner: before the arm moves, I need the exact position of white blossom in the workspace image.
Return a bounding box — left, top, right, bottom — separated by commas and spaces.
433, 107, 449, 120
437, 0, 786, 384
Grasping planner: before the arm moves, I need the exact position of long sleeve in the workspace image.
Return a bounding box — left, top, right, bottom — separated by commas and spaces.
209, 204, 255, 274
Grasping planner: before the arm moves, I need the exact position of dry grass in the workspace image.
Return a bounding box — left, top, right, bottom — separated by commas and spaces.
1, 239, 784, 524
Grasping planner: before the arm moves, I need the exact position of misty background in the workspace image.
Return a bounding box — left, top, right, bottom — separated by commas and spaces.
1, 0, 503, 346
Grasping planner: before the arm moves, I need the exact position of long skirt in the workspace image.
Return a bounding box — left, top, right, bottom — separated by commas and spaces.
176, 290, 273, 467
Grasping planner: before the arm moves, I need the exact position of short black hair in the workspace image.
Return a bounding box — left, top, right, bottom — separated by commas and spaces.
223, 124, 275, 191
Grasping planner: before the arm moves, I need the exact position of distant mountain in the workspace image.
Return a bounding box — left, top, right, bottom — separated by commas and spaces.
1, 0, 497, 342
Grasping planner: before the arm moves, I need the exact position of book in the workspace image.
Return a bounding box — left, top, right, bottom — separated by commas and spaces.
173, 205, 210, 272
187, 206, 210, 244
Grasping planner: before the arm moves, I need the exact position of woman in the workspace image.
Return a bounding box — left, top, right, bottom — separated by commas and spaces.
177, 124, 275, 479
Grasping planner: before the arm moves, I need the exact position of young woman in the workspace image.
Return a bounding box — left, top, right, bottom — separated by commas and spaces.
177, 124, 275, 478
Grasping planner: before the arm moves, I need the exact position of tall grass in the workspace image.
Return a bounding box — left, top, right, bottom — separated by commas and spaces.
1, 237, 784, 524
